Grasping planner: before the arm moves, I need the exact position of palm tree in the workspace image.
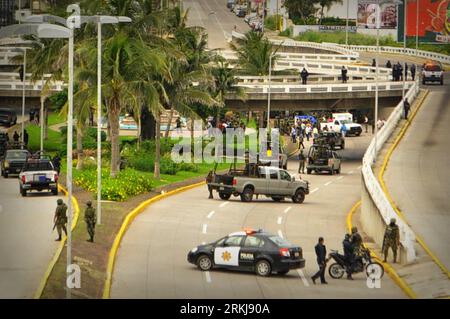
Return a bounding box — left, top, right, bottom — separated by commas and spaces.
231, 31, 280, 76
318, 0, 343, 25
212, 59, 247, 127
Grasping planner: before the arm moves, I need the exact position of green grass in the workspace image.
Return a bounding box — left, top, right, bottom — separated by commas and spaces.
48, 112, 65, 126
26, 123, 63, 152
289, 31, 450, 56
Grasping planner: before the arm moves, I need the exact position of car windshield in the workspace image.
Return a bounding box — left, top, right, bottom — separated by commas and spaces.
425, 65, 442, 71
6, 151, 28, 160
23, 162, 53, 171
340, 120, 351, 124
269, 236, 292, 247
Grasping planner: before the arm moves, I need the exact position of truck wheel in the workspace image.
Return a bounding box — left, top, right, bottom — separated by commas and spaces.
441, 79, 444, 85
292, 189, 305, 204
240, 187, 254, 202
255, 259, 272, 276
4, 172, 8, 178
337, 166, 341, 174
283, 164, 287, 170
219, 192, 231, 200
20, 187, 26, 197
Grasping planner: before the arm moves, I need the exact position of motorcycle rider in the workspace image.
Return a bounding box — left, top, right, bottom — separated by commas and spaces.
343, 233, 354, 280
350, 226, 363, 257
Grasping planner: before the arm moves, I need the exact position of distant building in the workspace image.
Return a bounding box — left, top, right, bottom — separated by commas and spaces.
0, 0, 15, 27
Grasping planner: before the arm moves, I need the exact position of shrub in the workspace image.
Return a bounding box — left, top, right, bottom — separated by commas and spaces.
73, 168, 153, 201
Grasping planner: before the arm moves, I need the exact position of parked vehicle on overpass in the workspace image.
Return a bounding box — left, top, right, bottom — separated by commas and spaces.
421, 61, 444, 85
209, 164, 309, 203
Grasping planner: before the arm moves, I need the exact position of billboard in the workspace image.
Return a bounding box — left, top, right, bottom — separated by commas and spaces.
406, 0, 450, 43
357, 0, 398, 29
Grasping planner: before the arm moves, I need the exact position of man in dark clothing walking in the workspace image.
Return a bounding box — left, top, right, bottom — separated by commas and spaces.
300, 68, 309, 85
403, 98, 411, 120
206, 170, 215, 199
311, 237, 328, 284
13, 131, 19, 142
341, 66, 348, 83
372, 59, 376, 67
411, 64, 416, 81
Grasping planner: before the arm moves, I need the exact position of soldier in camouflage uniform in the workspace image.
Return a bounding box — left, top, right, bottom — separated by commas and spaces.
54, 199, 68, 241
350, 226, 363, 257
383, 218, 400, 263
84, 201, 97, 243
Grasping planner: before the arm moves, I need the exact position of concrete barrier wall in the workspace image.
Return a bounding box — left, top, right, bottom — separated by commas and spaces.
360, 78, 420, 264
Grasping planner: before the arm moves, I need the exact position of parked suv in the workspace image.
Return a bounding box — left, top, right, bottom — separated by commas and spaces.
421, 61, 444, 85
0, 108, 17, 127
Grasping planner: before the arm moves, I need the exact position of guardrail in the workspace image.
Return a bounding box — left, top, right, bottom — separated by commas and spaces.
234, 80, 413, 94
231, 31, 359, 57
218, 50, 358, 62
235, 73, 390, 84
334, 43, 450, 65
0, 50, 21, 65
0, 78, 64, 92
361, 78, 420, 264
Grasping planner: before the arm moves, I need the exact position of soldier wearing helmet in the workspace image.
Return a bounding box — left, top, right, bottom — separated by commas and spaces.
54, 199, 68, 241
350, 226, 363, 257
383, 218, 400, 263
84, 200, 97, 243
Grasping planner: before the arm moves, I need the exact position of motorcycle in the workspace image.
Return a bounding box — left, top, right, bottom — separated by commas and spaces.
328, 248, 384, 279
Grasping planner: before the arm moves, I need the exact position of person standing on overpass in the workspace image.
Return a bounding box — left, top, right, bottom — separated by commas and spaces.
404, 62, 408, 81
411, 64, 416, 81
341, 66, 348, 83
300, 68, 309, 85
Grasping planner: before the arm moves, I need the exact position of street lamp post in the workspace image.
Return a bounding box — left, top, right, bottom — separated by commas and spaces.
267, 52, 275, 130
402, 0, 407, 98
374, 2, 380, 162
415, 0, 419, 55
21, 48, 26, 148
345, 0, 349, 46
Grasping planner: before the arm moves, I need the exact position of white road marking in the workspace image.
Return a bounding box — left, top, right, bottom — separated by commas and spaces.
202, 224, 208, 234
205, 271, 212, 283
310, 188, 319, 194
284, 206, 292, 213
207, 211, 215, 219
277, 217, 283, 225
296, 269, 310, 287
219, 202, 229, 208
337, 176, 344, 180
278, 230, 284, 238
324, 181, 332, 186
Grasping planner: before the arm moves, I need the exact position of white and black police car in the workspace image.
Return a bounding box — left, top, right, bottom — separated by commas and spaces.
187, 229, 305, 276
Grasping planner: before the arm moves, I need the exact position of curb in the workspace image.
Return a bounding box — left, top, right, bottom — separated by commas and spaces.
102, 181, 206, 299
33, 184, 80, 299
378, 89, 450, 280
347, 201, 417, 299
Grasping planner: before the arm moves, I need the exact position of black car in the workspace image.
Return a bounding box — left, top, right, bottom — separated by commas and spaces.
0, 108, 17, 127
187, 229, 305, 276
316, 131, 345, 150
0, 132, 8, 157
1, 149, 30, 177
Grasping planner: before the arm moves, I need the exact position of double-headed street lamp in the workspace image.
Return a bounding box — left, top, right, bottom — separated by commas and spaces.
267, 52, 276, 131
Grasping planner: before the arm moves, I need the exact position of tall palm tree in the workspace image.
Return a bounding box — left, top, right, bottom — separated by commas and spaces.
231, 31, 280, 76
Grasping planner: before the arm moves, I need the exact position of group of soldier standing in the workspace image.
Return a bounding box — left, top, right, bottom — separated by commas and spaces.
384, 60, 416, 82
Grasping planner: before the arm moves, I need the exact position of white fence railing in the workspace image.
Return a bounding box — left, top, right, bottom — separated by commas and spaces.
235, 73, 391, 84
234, 81, 414, 95
231, 31, 359, 57
0, 50, 21, 65
218, 50, 358, 62
361, 78, 421, 263
334, 44, 450, 65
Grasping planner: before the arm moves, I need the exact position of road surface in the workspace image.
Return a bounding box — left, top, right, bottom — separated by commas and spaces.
384, 72, 450, 271
184, 0, 249, 49
111, 134, 404, 298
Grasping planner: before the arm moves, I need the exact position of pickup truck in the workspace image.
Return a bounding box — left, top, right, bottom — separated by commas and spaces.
306, 144, 341, 175
315, 131, 345, 150
209, 164, 309, 204
19, 158, 59, 196
1, 149, 30, 177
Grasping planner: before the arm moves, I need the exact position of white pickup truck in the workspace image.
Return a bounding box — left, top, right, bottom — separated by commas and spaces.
320, 113, 362, 136
19, 158, 59, 197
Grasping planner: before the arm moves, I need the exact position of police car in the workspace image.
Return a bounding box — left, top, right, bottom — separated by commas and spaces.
187, 229, 305, 276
